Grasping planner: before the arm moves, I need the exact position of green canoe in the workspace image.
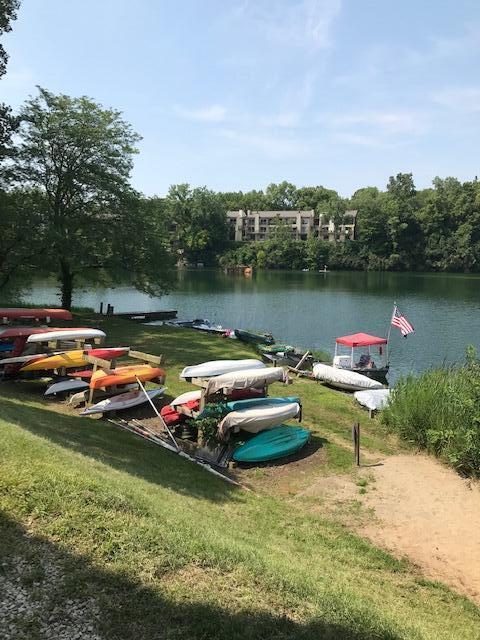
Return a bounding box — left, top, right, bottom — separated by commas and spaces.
259, 344, 294, 355
234, 329, 274, 345
233, 425, 310, 463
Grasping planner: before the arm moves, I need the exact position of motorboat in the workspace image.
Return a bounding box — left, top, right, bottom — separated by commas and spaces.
332, 333, 389, 382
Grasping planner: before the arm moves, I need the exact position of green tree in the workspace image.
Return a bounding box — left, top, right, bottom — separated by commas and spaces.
0, 0, 20, 166
10, 87, 173, 308
264, 181, 298, 209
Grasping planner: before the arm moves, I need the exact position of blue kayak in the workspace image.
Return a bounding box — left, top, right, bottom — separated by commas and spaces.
233, 425, 310, 463
226, 396, 300, 412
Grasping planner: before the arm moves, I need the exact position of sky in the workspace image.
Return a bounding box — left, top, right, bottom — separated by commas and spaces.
1, 0, 480, 197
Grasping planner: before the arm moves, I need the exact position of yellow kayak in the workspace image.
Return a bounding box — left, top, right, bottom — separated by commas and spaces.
20, 347, 128, 372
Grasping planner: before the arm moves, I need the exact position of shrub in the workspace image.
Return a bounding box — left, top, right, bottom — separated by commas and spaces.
382, 348, 480, 476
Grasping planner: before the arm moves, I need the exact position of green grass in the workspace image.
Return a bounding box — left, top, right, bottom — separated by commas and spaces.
0, 314, 479, 639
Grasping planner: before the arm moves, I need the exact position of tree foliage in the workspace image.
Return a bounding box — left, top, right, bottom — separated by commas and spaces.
0, 0, 20, 164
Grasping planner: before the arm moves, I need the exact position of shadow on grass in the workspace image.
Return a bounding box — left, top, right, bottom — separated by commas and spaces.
0, 511, 405, 640
0, 392, 238, 504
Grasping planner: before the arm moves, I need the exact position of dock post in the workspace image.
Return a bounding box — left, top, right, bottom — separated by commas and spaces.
100, 302, 104, 314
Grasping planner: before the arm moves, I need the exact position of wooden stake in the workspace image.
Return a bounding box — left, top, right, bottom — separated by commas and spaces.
129, 350, 163, 365
352, 421, 360, 466
294, 350, 311, 371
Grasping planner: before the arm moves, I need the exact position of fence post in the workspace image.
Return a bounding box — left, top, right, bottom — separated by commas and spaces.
352, 421, 360, 466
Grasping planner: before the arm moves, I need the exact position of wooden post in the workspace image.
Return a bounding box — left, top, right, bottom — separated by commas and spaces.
352, 421, 360, 466
100, 302, 104, 314
294, 350, 311, 371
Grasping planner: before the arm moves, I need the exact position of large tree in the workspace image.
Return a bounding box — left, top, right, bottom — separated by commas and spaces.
11, 87, 173, 308
0, 0, 20, 163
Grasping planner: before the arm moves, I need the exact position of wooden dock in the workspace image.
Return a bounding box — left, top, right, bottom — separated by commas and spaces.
102, 305, 177, 322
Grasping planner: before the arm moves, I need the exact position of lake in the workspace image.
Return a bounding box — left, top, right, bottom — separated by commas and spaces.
19, 270, 480, 381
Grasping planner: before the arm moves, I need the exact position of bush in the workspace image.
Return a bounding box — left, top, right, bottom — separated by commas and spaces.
382, 348, 480, 475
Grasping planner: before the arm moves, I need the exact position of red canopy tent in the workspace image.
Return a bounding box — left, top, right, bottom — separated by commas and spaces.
335, 333, 387, 348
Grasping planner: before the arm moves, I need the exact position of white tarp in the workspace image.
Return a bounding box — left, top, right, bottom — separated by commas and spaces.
205, 366, 287, 396
218, 401, 300, 438
180, 359, 265, 379
354, 389, 391, 411
312, 363, 383, 391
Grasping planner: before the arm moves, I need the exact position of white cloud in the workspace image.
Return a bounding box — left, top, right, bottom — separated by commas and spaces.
433, 87, 480, 114
175, 104, 227, 122
219, 128, 308, 158
229, 0, 342, 51
332, 132, 384, 148
330, 110, 428, 135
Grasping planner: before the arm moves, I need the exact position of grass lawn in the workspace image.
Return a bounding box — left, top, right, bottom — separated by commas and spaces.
0, 314, 479, 639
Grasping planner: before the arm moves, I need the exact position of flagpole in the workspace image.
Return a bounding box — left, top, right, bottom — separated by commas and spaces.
386, 301, 396, 363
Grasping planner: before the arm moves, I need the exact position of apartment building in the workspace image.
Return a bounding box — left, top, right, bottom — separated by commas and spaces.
227, 209, 357, 242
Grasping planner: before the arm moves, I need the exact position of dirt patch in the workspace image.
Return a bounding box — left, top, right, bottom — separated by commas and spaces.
358, 454, 480, 603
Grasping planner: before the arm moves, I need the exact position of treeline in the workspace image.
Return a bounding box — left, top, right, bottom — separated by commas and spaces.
217, 174, 480, 272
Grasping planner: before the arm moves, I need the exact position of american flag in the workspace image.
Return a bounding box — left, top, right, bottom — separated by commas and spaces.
391, 306, 414, 337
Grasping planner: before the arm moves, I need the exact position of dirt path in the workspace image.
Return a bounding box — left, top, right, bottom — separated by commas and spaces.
299, 453, 480, 603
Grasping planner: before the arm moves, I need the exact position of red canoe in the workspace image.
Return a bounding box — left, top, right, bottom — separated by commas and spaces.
0, 308, 72, 322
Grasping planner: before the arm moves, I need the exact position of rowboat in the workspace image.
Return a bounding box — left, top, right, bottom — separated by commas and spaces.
354, 388, 391, 411
234, 329, 274, 345
89, 364, 166, 389
333, 333, 389, 382
20, 347, 128, 372
26, 329, 106, 344
218, 401, 300, 438
45, 379, 90, 396
233, 425, 310, 463
0, 308, 72, 322
312, 363, 383, 392
180, 359, 265, 380
81, 387, 166, 415
204, 366, 287, 396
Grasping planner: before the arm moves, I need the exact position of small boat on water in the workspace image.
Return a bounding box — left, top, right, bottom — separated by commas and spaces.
234, 329, 274, 345
81, 387, 166, 415
312, 363, 383, 392
180, 359, 265, 380
332, 333, 389, 382
167, 319, 227, 334
218, 401, 301, 438
233, 425, 310, 463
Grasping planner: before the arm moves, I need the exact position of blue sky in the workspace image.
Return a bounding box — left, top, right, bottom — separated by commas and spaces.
2, 0, 480, 196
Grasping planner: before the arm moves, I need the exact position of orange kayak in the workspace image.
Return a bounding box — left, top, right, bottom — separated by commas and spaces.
89, 364, 165, 389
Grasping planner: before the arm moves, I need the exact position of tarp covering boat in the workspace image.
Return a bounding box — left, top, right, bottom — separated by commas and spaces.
180, 359, 265, 380
354, 388, 391, 411
335, 333, 387, 347
312, 363, 383, 391
26, 329, 106, 343
205, 367, 287, 396
218, 401, 300, 438
0, 308, 72, 322
81, 387, 166, 415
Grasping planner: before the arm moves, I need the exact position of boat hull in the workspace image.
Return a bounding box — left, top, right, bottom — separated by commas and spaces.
234, 329, 274, 345
233, 425, 310, 462
90, 364, 166, 389
20, 347, 128, 372
81, 387, 165, 415
180, 359, 265, 380
312, 363, 383, 392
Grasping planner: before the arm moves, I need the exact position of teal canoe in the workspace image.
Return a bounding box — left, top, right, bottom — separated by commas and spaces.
226, 396, 300, 412
233, 425, 310, 463
234, 329, 274, 345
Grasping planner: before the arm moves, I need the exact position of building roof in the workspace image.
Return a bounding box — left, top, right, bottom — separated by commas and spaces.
336, 332, 387, 347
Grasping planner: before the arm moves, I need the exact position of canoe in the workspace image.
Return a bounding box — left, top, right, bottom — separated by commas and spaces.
197, 395, 301, 419
234, 329, 274, 345
26, 329, 106, 344
89, 364, 166, 389
354, 388, 391, 411
0, 326, 83, 340
205, 367, 287, 396
0, 308, 72, 322
180, 359, 265, 380
218, 402, 300, 438
20, 347, 128, 372
170, 390, 202, 407
312, 363, 383, 392
233, 425, 310, 463
259, 344, 294, 355
45, 379, 90, 396
81, 387, 166, 415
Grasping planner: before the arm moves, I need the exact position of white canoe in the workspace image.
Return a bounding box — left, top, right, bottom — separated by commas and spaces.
219, 402, 300, 438
81, 387, 166, 416
27, 329, 106, 343
45, 379, 90, 396
354, 388, 391, 411
180, 359, 265, 380
312, 363, 383, 392
205, 367, 287, 396
170, 389, 202, 407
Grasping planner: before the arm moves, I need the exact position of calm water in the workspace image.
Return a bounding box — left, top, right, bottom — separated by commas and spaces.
20, 270, 480, 381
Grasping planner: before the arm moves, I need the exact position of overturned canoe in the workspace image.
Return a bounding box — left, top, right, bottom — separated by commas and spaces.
233, 425, 310, 463
26, 329, 106, 344
354, 388, 391, 411
312, 363, 383, 392
90, 364, 166, 389
234, 329, 274, 345
45, 379, 90, 396
205, 366, 287, 396
218, 401, 300, 438
81, 387, 166, 415
170, 390, 202, 407
0, 307, 72, 322
20, 347, 128, 372
180, 359, 265, 380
